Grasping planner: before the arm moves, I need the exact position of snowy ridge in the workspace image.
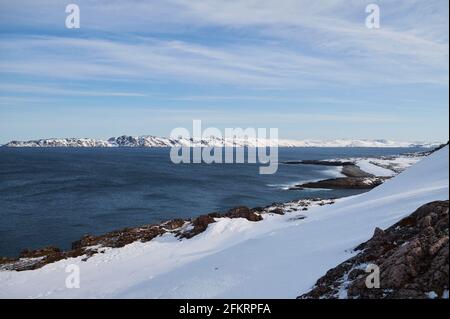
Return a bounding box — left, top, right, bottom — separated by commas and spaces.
1, 146, 448, 298
3, 136, 441, 148
332, 153, 424, 177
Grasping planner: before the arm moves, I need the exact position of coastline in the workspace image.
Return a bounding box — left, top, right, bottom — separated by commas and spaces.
287, 151, 425, 190
0, 198, 337, 271
0, 145, 447, 298
0, 150, 426, 271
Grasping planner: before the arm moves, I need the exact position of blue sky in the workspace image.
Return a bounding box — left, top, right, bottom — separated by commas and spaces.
0, 0, 448, 143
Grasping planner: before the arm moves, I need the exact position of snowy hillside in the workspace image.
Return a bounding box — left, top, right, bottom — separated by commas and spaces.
1, 147, 448, 298
3, 136, 441, 148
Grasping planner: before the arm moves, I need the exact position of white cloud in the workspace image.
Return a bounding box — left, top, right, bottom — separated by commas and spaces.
0, 1, 448, 90
0, 84, 147, 97
0, 31, 447, 89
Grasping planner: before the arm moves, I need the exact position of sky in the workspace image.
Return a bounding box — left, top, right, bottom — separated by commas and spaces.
0, 0, 448, 144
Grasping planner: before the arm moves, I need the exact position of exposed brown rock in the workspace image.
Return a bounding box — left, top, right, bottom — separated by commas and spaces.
268, 208, 284, 215
181, 207, 263, 239
299, 200, 449, 299
224, 206, 263, 221
251, 207, 265, 213
181, 215, 217, 239
20, 246, 61, 258
0, 257, 15, 265
162, 219, 186, 230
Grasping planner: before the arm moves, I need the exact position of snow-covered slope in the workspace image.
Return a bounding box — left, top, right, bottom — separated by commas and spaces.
1, 147, 448, 299
3, 136, 441, 148
353, 155, 423, 177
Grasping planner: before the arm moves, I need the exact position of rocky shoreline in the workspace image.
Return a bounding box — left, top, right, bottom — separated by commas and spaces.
294, 176, 388, 190
1, 148, 439, 273
288, 160, 389, 190
0, 198, 336, 272
286, 148, 437, 190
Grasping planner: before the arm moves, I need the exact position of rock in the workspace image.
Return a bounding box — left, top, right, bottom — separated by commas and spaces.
0, 256, 16, 265
20, 246, 61, 258
348, 268, 366, 281
284, 160, 354, 166
398, 216, 416, 227
181, 215, 217, 239
341, 164, 375, 178
420, 215, 432, 228
251, 207, 265, 213
193, 215, 216, 229
296, 177, 386, 190
269, 208, 284, 215
299, 201, 449, 299
72, 235, 99, 250
428, 236, 449, 256
373, 227, 385, 239
225, 206, 263, 221
162, 219, 185, 230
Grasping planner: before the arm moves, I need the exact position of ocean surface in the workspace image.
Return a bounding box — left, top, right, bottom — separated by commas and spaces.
0, 147, 426, 257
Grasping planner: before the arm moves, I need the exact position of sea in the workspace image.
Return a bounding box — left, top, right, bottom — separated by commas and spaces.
0, 147, 426, 257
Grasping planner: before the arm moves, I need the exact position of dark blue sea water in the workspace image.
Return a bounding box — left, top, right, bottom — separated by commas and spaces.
0, 147, 426, 257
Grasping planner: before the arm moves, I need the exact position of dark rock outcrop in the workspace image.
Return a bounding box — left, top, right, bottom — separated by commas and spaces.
181, 214, 218, 239
341, 165, 374, 178
292, 177, 386, 190
284, 160, 355, 166
285, 159, 389, 190
72, 225, 167, 250
299, 200, 449, 299
20, 246, 61, 258
181, 207, 263, 239
224, 206, 263, 221
283, 160, 374, 178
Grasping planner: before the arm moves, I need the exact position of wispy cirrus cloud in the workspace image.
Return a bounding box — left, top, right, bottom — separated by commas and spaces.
0, 1, 448, 88
0, 33, 447, 88
0, 84, 147, 97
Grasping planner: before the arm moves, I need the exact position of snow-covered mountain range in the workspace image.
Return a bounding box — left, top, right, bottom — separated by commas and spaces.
2, 136, 442, 148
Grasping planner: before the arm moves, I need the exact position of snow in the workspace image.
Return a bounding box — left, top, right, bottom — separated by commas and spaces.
426, 291, 438, 299
343, 154, 424, 177
443, 290, 449, 299
355, 159, 397, 177
0, 147, 448, 299
268, 166, 345, 190
367, 156, 423, 173
3, 136, 442, 148
334, 263, 368, 299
